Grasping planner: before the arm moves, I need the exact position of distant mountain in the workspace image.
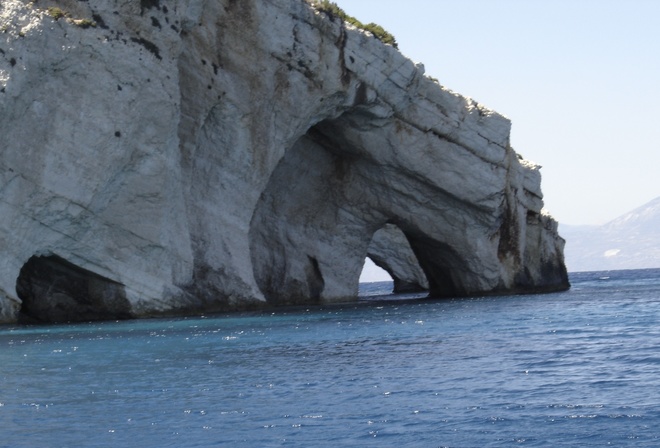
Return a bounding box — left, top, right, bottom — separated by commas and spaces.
560, 197, 660, 272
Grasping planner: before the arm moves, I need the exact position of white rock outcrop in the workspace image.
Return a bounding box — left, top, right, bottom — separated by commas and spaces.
0, 0, 568, 323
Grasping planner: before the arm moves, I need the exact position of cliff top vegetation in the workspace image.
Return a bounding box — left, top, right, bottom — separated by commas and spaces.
307, 0, 398, 48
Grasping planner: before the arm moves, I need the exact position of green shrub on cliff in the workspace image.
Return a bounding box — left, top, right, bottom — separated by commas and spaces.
310, 0, 398, 48
46, 7, 67, 20
361, 22, 396, 47
43, 7, 96, 29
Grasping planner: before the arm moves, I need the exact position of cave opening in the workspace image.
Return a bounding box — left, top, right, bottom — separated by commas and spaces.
404, 233, 466, 298
15, 255, 131, 323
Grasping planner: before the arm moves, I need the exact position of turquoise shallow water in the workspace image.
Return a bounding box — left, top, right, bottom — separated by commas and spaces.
2, 269, 660, 447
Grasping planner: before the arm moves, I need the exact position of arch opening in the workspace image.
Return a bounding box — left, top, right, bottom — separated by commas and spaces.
16, 255, 131, 323
249, 115, 383, 305
250, 106, 473, 305
357, 257, 394, 297
359, 257, 392, 284
364, 223, 430, 295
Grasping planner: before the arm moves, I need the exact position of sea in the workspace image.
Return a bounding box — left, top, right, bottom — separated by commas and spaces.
2, 268, 660, 447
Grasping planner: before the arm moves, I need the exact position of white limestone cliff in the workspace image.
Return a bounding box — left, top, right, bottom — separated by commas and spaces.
0, 0, 568, 323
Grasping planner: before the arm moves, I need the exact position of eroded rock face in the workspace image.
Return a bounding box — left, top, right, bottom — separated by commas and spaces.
0, 0, 568, 323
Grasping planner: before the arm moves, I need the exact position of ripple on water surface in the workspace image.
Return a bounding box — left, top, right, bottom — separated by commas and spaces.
2, 269, 660, 446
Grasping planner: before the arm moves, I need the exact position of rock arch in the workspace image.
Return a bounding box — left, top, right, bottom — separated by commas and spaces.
249, 103, 493, 303
366, 224, 429, 294
249, 117, 378, 305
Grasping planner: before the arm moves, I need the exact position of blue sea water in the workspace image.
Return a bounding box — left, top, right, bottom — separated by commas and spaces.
2, 269, 660, 447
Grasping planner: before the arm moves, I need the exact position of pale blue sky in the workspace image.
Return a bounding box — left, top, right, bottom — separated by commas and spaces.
339, 0, 660, 227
